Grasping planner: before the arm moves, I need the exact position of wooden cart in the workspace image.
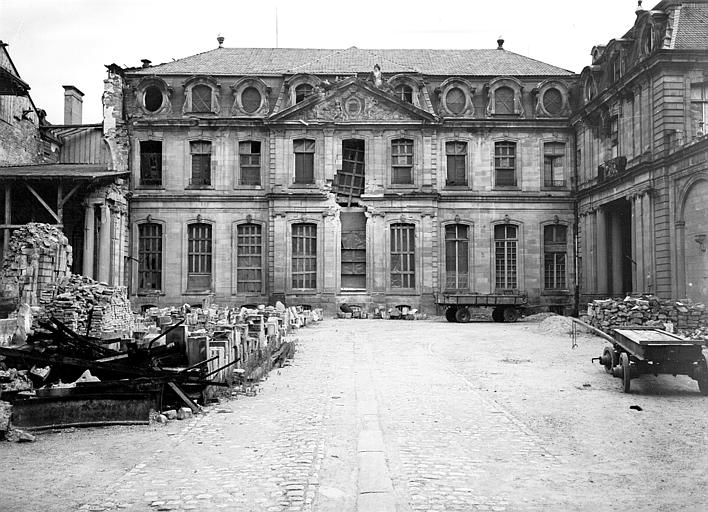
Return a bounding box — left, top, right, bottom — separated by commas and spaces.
435, 292, 528, 323
595, 327, 708, 394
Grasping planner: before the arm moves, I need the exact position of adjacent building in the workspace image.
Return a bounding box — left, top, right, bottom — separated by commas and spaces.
113, 42, 579, 313
573, 0, 708, 304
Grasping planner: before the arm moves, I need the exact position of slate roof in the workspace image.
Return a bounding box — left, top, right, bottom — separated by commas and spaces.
674, 2, 708, 49
132, 47, 575, 77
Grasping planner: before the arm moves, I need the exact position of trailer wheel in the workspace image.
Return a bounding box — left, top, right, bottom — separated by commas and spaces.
697, 356, 708, 396
492, 307, 503, 322
455, 307, 471, 323
621, 352, 631, 393
502, 307, 519, 323
445, 307, 458, 323
601, 347, 614, 373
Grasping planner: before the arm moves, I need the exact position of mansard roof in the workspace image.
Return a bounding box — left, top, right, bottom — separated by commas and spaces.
131, 46, 574, 77
673, 2, 708, 48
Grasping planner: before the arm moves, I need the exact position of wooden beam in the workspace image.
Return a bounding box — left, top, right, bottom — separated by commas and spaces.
0, 224, 63, 229
3, 185, 10, 255
58, 182, 82, 207
24, 182, 60, 223
166, 381, 201, 413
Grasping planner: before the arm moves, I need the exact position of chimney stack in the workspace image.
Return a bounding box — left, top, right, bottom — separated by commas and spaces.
62, 85, 84, 125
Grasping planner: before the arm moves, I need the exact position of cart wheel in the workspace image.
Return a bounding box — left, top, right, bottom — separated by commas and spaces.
601, 346, 615, 373
492, 307, 503, 322
502, 307, 519, 323
445, 307, 458, 323
697, 356, 708, 396
620, 352, 631, 393
455, 307, 471, 323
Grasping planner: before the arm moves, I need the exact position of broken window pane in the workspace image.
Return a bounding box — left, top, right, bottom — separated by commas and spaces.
138, 223, 162, 291
239, 141, 261, 185
192, 84, 212, 112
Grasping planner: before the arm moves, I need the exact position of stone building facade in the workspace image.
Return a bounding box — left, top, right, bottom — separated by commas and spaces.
116, 44, 579, 313
573, 0, 708, 304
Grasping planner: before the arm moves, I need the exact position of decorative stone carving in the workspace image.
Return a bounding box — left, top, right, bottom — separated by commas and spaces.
306, 91, 410, 122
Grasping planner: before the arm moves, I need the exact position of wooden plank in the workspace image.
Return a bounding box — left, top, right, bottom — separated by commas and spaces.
166, 381, 200, 413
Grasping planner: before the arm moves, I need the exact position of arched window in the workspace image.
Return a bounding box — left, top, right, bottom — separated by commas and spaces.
237, 223, 263, 293
187, 223, 212, 291
391, 223, 415, 289
544, 225, 567, 290
495, 86, 515, 115
138, 223, 162, 291
292, 223, 317, 289
494, 224, 518, 290
445, 224, 469, 290
191, 84, 212, 112
542, 88, 563, 116
394, 84, 413, 103
295, 84, 314, 103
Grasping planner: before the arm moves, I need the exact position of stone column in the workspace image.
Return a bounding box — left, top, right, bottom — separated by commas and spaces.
580, 213, 588, 293
610, 213, 624, 295
675, 221, 686, 298
97, 204, 111, 283
83, 204, 95, 279
596, 207, 608, 295
631, 195, 643, 293
641, 192, 655, 293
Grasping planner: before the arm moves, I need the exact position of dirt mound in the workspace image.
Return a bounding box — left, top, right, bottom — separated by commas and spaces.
536, 314, 576, 335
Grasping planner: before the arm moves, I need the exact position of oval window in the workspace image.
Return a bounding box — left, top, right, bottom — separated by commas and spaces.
241, 87, 262, 113
144, 86, 163, 112
543, 88, 563, 116
445, 87, 466, 115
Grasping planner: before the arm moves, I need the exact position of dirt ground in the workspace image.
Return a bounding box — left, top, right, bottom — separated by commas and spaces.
1, 314, 707, 511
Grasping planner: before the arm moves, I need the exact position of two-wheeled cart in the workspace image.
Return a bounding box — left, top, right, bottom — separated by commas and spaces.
594, 327, 708, 394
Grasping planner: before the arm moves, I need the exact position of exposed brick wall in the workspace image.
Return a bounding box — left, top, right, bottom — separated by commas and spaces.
0, 95, 59, 166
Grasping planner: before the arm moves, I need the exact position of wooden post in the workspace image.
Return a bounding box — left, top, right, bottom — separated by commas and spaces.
3, 185, 10, 257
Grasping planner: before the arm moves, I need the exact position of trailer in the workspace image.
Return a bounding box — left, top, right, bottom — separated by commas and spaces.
435, 292, 528, 323
594, 327, 708, 394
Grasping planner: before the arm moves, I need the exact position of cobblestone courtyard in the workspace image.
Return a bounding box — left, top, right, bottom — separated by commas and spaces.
2, 317, 707, 511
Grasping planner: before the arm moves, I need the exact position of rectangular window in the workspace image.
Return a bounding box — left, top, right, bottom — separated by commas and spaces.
187, 223, 212, 291
445, 224, 469, 289
446, 141, 467, 186
543, 142, 565, 188
294, 139, 315, 184
341, 211, 366, 289
391, 138, 413, 184
333, 139, 365, 206
610, 115, 619, 158
237, 223, 262, 293
239, 141, 261, 186
292, 223, 317, 289
495, 224, 517, 289
691, 83, 708, 136
494, 141, 516, 187
190, 141, 211, 186
139, 141, 162, 186
544, 225, 567, 289
138, 223, 162, 291
390, 223, 415, 289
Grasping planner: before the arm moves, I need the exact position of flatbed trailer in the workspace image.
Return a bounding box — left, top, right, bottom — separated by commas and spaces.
594, 326, 708, 394
435, 292, 528, 323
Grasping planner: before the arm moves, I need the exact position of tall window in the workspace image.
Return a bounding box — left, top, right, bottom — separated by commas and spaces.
187, 223, 212, 291
544, 225, 567, 290
340, 212, 366, 289
495, 224, 517, 290
190, 141, 211, 186
292, 223, 317, 289
445, 224, 469, 290
691, 83, 708, 136
494, 141, 516, 187
391, 138, 413, 184
139, 140, 162, 186
495, 86, 514, 115
394, 84, 413, 103
294, 139, 315, 184
543, 142, 565, 188
446, 141, 467, 186
191, 84, 212, 112
138, 223, 162, 291
295, 84, 314, 103
237, 223, 262, 293
390, 223, 415, 289
445, 87, 466, 115
239, 141, 261, 185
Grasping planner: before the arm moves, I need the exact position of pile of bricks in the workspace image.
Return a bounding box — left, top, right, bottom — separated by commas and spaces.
587, 295, 706, 337
0, 223, 72, 306
35, 274, 133, 338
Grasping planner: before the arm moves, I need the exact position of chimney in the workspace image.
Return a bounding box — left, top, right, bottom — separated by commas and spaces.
62, 85, 84, 125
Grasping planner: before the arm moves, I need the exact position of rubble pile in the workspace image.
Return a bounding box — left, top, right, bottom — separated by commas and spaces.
35, 275, 133, 338
587, 295, 706, 338
0, 223, 72, 306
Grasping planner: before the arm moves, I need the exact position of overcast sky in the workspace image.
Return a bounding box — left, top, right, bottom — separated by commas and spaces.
1, 0, 641, 124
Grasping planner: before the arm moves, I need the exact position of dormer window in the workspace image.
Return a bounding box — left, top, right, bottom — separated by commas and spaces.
495, 87, 514, 115
295, 84, 314, 103
439, 78, 474, 117
486, 77, 524, 117
241, 87, 261, 113
231, 77, 269, 116
395, 84, 413, 103
446, 88, 466, 115
192, 85, 212, 112
543, 88, 563, 116
135, 77, 171, 115
144, 87, 163, 112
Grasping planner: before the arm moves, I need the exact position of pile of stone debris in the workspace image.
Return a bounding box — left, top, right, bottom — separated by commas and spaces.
587, 295, 706, 339
0, 223, 72, 307
35, 275, 134, 339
